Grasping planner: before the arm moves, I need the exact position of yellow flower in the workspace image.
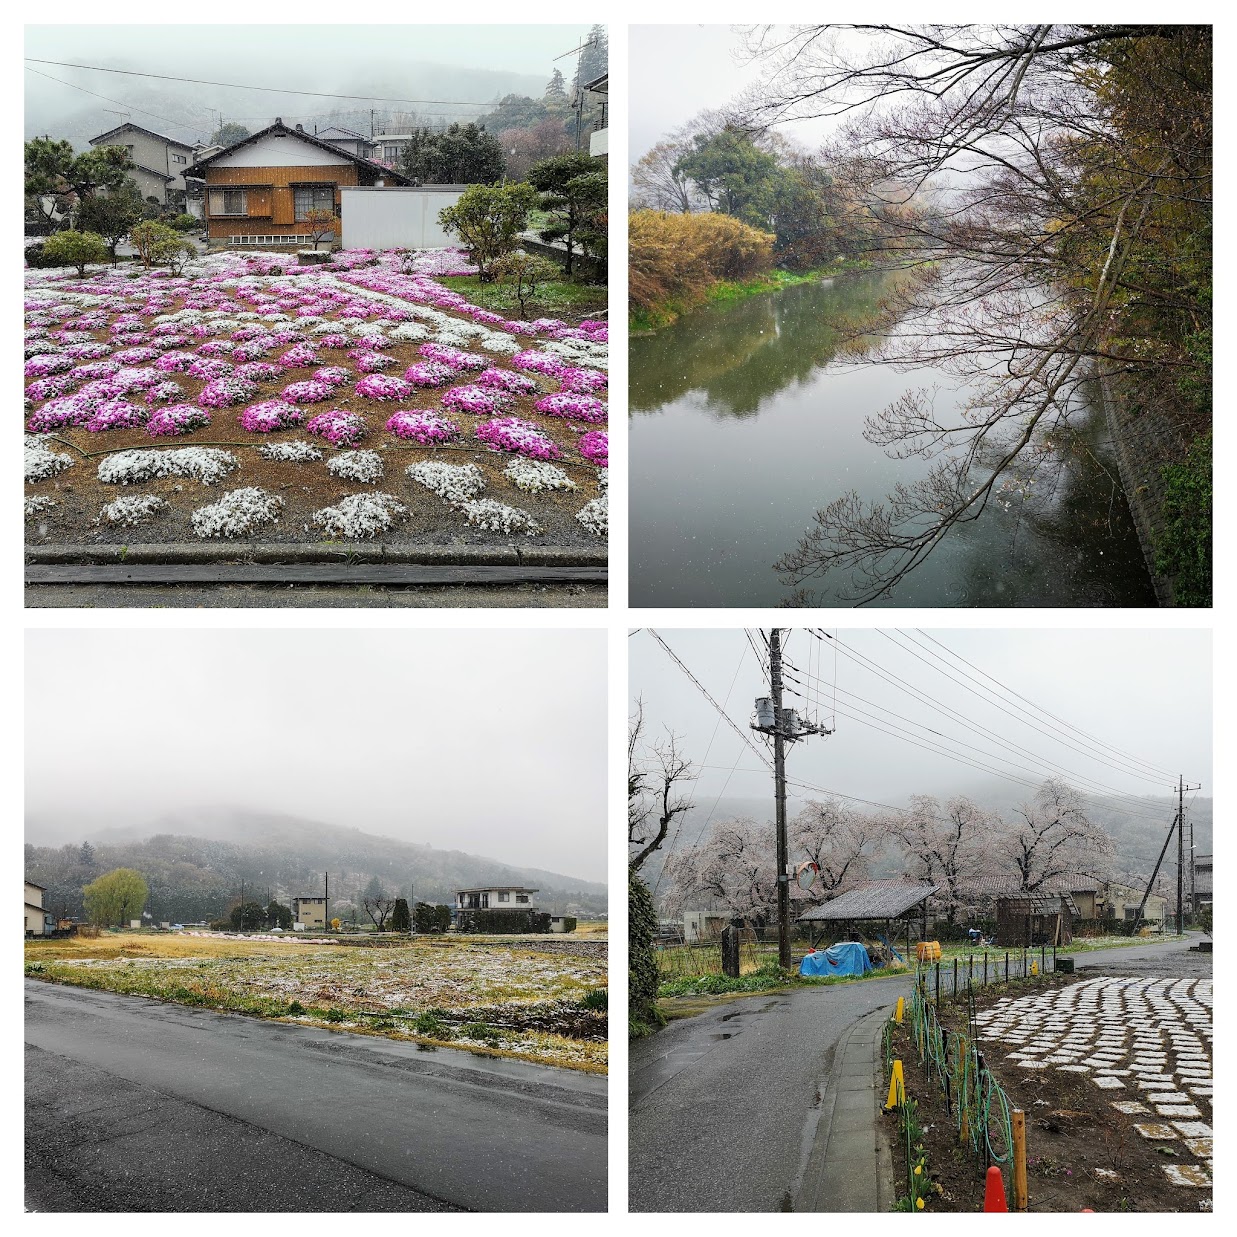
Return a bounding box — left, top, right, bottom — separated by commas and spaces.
916, 1198, 925, 1210
914, 1165, 923, 1176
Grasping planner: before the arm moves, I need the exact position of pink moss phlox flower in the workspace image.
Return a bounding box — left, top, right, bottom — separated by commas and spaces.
238, 400, 305, 432
85, 398, 150, 433
282, 378, 334, 404
112, 346, 160, 364
238, 361, 282, 382
198, 375, 260, 408
385, 410, 461, 444
147, 404, 211, 436
577, 430, 608, 467
442, 384, 511, 415
278, 342, 320, 368
476, 416, 561, 461
154, 351, 198, 373
152, 334, 193, 351
188, 357, 236, 381
354, 373, 412, 401
533, 392, 607, 424
307, 409, 368, 446
477, 367, 539, 395
26, 374, 78, 401
27, 394, 98, 432
230, 326, 265, 342
112, 367, 164, 393
61, 342, 111, 361
353, 334, 392, 350
315, 366, 352, 386
419, 343, 485, 370
403, 360, 455, 387
557, 367, 608, 394
195, 340, 236, 357
351, 350, 397, 372
145, 380, 185, 405
25, 354, 73, 378
511, 350, 568, 378
316, 333, 351, 349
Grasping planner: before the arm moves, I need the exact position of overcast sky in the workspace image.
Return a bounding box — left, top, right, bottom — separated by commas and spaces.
630, 628, 1212, 817
27, 628, 607, 882
630, 24, 837, 165
25, 23, 596, 144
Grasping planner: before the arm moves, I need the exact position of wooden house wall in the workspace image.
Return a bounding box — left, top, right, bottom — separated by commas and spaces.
203, 163, 361, 238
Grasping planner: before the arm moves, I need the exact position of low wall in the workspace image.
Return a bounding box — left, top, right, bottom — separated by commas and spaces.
340, 186, 464, 250
1093, 364, 1191, 607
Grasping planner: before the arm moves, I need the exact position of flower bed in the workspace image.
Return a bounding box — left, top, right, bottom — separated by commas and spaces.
23, 247, 607, 548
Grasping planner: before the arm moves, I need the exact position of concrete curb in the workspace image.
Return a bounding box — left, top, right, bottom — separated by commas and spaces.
25, 542, 607, 568
797, 1006, 895, 1212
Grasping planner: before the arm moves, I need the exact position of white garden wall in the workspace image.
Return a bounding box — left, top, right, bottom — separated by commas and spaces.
339, 186, 465, 251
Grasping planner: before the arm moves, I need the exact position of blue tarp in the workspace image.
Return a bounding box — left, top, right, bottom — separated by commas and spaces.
799, 941, 872, 977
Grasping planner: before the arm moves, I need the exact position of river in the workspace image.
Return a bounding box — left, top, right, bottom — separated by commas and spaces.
629, 273, 1157, 608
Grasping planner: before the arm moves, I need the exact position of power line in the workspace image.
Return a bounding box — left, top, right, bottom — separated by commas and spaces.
24, 65, 211, 139
645, 630, 772, 770
25, 58, 500, 108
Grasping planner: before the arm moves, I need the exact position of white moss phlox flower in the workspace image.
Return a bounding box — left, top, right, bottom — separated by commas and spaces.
576, 494, 608, 537
191, 487, 284, 538
504, 458, 577, 494
99, 493, 167, 527
25, 435, 73, 483
258, 440, 324, 462
326, 450, 384, 483
406, 460, 486, 504
98, 447, 238, 486
459, 498, 542, 535
312, 492, 407, 538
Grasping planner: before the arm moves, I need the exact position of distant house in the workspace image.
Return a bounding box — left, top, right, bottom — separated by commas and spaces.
1193, 853, 1212, 910
25, 881, 52, 937
583, 73, 608, 158
89, 123, 196, 208
316, 125, 376, 161
683, 910, 729, 944
291, 896, 327, 929
370, 131, 415, 167
182, 118, 412, 248
455, 886, 539, 912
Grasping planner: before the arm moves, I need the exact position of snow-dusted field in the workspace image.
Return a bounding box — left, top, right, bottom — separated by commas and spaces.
24, 248, 607, 547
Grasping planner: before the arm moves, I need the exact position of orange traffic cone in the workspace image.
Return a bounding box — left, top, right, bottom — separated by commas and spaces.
983, 1166, 1008, 1213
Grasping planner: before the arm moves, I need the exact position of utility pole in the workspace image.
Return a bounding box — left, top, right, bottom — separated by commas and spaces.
324, 871, 330, 931
770, 629, 790, 970
752, 630, 832, 970
1175, 775, 1201, 934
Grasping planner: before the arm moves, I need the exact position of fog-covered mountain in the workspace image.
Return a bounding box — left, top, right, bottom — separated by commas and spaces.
25, 807, 606, 922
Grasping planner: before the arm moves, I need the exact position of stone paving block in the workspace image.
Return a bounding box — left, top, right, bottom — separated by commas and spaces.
1111, 1101, 1149, 1114
1155, 1104, 1201, 1118
1093, 1076, 1125, 1089
1184, 1137, 1212, 1158
1162, 1164, 1210, 1188
1134, 1123, 1177, 1139
1171, 1121, 1212, 1138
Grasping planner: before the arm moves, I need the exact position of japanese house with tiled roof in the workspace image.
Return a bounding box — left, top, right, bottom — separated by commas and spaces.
183, 119, 412, 248
89, 122, 197, 209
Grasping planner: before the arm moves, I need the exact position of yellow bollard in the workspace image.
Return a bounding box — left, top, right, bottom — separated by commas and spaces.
885, 1058, 905, 1110
1012, 1109, 1029, 1211
1030, 961, 1038, 977
894, 996, 905, 1024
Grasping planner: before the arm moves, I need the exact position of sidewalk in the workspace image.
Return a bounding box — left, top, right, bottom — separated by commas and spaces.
797, 1006, 895, 1212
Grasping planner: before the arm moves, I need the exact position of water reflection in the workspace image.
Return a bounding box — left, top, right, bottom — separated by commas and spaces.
629, 275, 1156, 608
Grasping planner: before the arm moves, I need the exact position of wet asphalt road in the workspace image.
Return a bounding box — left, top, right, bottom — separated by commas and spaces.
26, 981, 607, 1212
627, 934, 1209, 1213
628, 973, 912, 1212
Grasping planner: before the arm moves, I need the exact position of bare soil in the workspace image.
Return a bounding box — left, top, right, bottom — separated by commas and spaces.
887, 973, 1211, 1212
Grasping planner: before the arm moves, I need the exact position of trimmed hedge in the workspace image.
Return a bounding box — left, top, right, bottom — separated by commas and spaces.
458, 908, 551, 934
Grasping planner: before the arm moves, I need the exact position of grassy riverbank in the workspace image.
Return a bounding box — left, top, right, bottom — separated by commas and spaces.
630, 257, 867, 332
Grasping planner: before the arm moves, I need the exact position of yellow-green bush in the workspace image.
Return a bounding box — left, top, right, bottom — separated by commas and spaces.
629, 209, 775, 320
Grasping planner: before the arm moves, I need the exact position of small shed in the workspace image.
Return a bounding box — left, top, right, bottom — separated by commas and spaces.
797, 879, 939, 951
995, 892, 1079, 946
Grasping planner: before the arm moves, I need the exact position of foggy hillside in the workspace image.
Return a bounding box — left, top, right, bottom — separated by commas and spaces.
26, 61, 547, 150
25, 807, 607, 923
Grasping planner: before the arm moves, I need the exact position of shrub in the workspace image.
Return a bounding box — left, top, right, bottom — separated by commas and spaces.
491, 250, 562, 317
42, 230, 110, 276
629, 209, 775, 319
414, 902, 452, 933
169, 213, 200, 232
439, 182, 537, 280
629, 867, 663, 1031
458, 908, 552, 934
130, 220, 194, 272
